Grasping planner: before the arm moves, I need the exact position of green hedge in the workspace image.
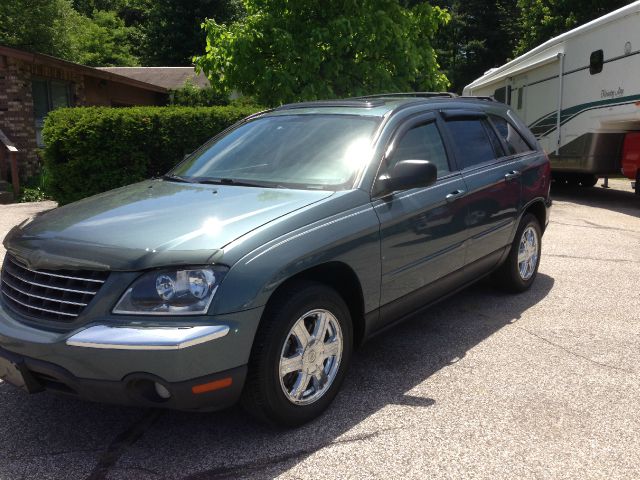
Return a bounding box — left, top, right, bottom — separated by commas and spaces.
42, 105, 262, 204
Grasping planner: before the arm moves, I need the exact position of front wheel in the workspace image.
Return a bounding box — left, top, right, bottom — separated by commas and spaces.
241, 282, 353, 426
493, 214, 542, 293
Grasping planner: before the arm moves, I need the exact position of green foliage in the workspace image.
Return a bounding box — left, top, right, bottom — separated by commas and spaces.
195, 0, 450, 106
67, 10, 139, 66
17, 170, 52, 203
140, 0, 243, 66
169, 80, 230, 107
0, 0, 79, 58
41, 105, 261, 204
431, 0, 519, 93
515, 0, 630, 54
0, 0, 138, 66
19, 187, 51, 203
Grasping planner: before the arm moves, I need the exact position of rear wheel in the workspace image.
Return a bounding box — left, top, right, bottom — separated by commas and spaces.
241, 281, 352, 426
493, 214, 542, 293
577, 174, 598, 187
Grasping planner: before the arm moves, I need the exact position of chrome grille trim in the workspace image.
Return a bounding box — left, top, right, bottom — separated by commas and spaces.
1, 277, 88, 306
3, 264, 98, 295
0, 255, 109, 323
7, 257, 106, 284
1, 290, 78, 317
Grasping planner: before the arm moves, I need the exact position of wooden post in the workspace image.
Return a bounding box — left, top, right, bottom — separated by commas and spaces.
0, 147, 6, 181
9, 149, 19, 197
0, 129, 19, 199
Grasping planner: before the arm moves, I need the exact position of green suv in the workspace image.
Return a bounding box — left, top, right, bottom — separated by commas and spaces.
0, 94, 551, 426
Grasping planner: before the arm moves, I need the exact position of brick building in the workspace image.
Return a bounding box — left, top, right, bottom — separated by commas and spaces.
0, 45, 169, 181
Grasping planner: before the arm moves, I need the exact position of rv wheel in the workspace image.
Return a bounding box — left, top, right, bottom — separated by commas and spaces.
577, 174, 598, 188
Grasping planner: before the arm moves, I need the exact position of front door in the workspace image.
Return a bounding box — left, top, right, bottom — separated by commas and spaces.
373, 115, 468, 317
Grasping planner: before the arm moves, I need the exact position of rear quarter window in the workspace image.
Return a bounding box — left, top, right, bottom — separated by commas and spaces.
490, 115, 533, 155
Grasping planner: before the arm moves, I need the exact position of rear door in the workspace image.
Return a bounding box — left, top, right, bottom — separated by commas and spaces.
373, 113, 468, 315
440, 110, 522, 268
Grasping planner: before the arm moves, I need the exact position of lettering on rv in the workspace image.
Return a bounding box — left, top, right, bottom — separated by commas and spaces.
601, 87, 624, 99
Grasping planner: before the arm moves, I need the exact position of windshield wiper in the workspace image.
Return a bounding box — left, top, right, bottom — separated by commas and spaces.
162, 174, 193, 183
196, 178, 283, 188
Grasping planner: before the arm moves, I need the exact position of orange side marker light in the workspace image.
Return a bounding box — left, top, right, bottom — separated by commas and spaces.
192, 377, 233, 394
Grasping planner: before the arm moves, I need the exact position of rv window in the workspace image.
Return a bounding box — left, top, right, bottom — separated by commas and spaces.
445, 119, 498, 168
490, 115, 533, 155
517, 88, 524, 110
493, 86, 512, 104
590, 50, 604, 75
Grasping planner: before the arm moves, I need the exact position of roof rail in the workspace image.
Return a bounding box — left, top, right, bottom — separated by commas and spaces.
276, 99, 385, 110
353, 92, 458, 99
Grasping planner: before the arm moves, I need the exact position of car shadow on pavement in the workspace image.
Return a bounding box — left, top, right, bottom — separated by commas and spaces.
0, 273, 554, 480
551, 182, 640, 219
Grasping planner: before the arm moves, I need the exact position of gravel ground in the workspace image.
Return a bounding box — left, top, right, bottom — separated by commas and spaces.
0, 179, 638, 480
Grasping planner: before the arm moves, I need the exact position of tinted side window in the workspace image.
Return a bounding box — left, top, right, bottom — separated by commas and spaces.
445, 119, 498, 169
490, 115, 533, 155
390, 122, 450, 177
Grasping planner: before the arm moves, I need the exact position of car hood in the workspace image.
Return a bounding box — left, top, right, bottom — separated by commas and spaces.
4, 180, 334, 271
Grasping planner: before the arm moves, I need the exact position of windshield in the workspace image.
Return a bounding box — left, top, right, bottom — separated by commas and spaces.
170, 114, 381, 190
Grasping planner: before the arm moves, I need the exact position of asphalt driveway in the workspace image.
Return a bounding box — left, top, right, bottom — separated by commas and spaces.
0, 180, 638, 480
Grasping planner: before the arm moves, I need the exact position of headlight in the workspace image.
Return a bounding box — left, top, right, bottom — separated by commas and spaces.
113, 266, 228, 315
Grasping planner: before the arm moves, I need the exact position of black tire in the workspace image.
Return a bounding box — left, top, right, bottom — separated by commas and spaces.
493, 214, 542, 293
578, 174, 598, 187
241, 281, 353, 427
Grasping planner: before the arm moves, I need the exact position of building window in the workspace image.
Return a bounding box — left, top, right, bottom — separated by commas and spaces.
590, 50, 604, 75
32, 78, 72, 147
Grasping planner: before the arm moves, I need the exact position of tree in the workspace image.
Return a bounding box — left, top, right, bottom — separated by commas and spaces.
431, 0, 519, 93
0, 0, 138, 66
515, 0, 630, 54
0, 0, 79, 57
195, 0, 450, 106
140, 0, 243, 66
67, 10, 139, 66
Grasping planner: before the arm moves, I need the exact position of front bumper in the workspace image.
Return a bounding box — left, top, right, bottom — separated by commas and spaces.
0, 346, 246, 411
0, 301, 264, 410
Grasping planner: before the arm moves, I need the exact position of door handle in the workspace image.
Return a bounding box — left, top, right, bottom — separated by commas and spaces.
504, 170, 521, 181
445, 189, 466, 202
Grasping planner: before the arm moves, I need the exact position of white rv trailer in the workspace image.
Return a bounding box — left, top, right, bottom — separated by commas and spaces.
463, 1, 640, 189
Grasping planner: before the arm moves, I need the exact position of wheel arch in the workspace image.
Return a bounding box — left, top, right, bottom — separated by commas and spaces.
261, 262, 367, 348
522, 198, 548, 233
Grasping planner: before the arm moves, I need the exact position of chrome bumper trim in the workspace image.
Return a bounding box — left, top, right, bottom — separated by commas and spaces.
66, 324, 230, 350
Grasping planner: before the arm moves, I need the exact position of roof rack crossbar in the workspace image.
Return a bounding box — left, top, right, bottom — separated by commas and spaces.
352, 92, 458, 99
276, 99, 385, 110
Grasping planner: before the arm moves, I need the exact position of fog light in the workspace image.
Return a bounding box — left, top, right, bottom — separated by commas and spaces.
154, 382, 171, 399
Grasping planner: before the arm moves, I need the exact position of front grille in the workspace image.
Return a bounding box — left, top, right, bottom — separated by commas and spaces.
0, 255, 109, 323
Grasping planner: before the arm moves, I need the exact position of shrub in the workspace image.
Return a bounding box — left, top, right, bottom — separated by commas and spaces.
19, 187, 50, 203
18, 169, 52, 203
169, 81, 230, 107
42, 105, 262, 204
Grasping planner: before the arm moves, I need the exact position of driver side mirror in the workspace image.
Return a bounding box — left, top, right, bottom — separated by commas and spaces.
385, 160, 438, 193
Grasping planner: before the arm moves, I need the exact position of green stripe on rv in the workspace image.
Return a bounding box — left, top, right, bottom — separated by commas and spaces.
528, 93, 640, 138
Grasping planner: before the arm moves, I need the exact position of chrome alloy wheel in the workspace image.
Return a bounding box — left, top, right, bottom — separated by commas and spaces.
279, 309, 343, 406
518, 225, 539, 281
